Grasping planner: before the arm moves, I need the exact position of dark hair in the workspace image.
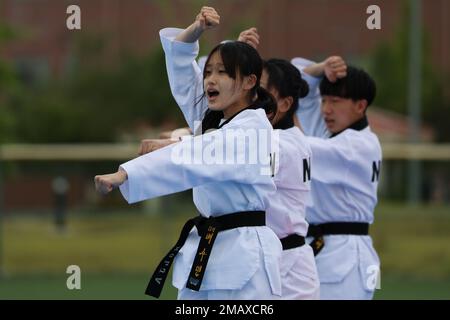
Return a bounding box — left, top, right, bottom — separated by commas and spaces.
200, 41, 277, 133
263, 58, 309, 129
319, 65, 376, 107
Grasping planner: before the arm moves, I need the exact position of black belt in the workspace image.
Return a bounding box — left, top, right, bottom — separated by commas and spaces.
280, 234, 305, 250
307, 222, 369, 256
145, 211, 266, 298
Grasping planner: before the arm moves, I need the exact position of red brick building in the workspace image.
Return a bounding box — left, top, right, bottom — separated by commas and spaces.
1, 0, 449, 78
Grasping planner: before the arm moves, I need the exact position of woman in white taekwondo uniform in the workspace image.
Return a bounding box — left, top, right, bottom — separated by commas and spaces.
169, 25, 320, 299
292, 57, 382, 300
260, 58, 320, 300
153, 59, 322, 300
95, 7, 283, 300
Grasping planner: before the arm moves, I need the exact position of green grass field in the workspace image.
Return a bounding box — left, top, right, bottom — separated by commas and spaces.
1, 273, 450, 300
1, 201, 449, 299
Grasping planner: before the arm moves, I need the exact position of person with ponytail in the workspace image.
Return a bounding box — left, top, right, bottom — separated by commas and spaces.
94, 7, 283, 300
138, 28, 322, 300
257, 58, 320, 299
142, 30, 322, 300
241, 27, 381, 300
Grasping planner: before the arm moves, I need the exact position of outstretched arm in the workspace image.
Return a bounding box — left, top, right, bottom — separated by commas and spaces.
159, 127, 192, 139
138, 138, 178, 155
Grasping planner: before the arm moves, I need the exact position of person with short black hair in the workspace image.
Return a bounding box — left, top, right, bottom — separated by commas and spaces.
293, 57, 382, 300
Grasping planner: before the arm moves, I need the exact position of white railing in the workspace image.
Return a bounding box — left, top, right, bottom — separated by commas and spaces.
0, 143, 449, 161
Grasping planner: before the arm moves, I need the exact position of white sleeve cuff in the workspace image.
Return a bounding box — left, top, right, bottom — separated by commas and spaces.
159, 27, 199, 54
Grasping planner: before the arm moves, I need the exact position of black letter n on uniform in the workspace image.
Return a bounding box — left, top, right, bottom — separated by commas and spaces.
372, 160, 381, 182
303, 157, 311, 183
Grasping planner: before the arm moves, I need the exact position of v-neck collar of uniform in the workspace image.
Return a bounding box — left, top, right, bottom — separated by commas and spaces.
218, 105, 254, 129
330, 115, 369, 138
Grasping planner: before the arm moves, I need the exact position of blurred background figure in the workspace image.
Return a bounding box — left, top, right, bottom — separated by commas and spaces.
52, 176, 69, 234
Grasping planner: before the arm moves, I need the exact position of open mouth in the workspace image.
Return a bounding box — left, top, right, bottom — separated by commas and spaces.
207, 89, 220, 100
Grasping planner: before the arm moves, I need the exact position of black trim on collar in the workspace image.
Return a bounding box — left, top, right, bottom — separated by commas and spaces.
330, 115, 369, 138
273, 115, 294, 130
217, 105, 254, 129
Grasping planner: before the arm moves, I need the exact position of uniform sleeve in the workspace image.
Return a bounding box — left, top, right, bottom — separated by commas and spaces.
197, 55, 207, 72
306, 135, 353, 185
291, 57, 322, 103
291, 57, 329, 138
160, 28, 208, 132
119, 124, 274, 204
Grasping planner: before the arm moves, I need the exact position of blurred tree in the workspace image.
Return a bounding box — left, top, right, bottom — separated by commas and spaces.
0, 23, 19, 143
369, 1, 450, 142
12, 38, 182, 143
5, 0, 261, 143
